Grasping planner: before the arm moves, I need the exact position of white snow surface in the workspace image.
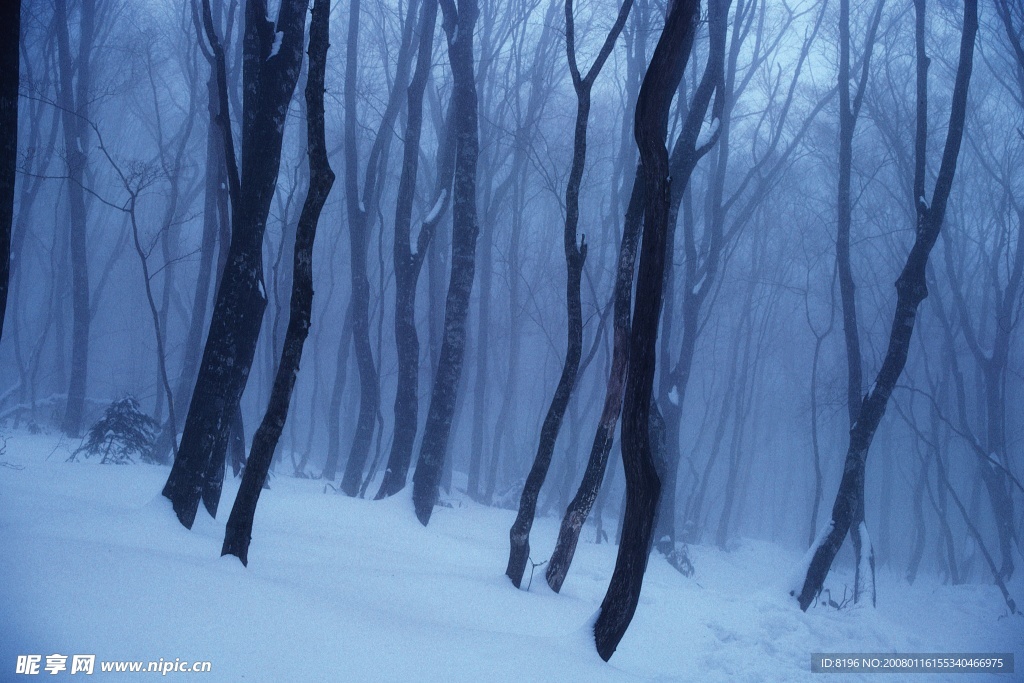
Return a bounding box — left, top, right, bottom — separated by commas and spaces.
1, 429, 1018, 682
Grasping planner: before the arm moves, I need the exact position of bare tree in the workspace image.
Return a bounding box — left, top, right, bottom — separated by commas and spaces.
336, 0, 418, 495
830, 0, 885, 603
54, 0, 98, 437
375, 0, 450, 500
593, 0, 701, 661
0, 0, 18, 342
411, 0, 481, 525
222, 0, 335, 565
505, 0, 633, 590
796, 0, 978, 612
162, 0, 309, 529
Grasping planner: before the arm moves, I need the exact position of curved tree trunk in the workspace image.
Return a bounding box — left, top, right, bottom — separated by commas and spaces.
162, 0, 308, 529
376, 0, 451, 498
796, 0, 976, 610
593, 0, 700, 661
411, 0, 481, 526
505, 0, 632, 590
222, 0, 333, 565
545, 173, 642, 593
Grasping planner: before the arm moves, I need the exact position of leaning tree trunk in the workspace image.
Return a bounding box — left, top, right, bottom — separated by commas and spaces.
222, 0, 334, 565
505, 0, 632, 589
545, 175, 643, 593
162, 0, 308, 529
796, 0, 977, 611
593, 0, 700, 661
411, 0, 481, 526
0, 0, 19, 341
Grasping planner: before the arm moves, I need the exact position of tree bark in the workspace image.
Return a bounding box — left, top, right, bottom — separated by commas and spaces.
505, 0, 631, 589
162, 0, 308, 529
593, 0, 699, 661
376, 0, 451, 499
222, 0, 334, 565
411, 0, 481, 526
545, 176, 643, 592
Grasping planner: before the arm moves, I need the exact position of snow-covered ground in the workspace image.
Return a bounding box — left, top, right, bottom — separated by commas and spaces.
1, 429, 1019, 681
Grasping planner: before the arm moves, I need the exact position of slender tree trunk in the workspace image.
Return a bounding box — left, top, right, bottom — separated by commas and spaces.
411, 0, 481, 526
594, 0, 699, 660
375, 0, 451, 498
321, 303, 352, 480
54, 0, 95, 437
339, 0, 418, 496
0, 0, 19, 341
545, 174, 642, 592
505, 0, 632, 588
467, 208, 492, 500
796, 0, 977, 610
222, 0, 334, 565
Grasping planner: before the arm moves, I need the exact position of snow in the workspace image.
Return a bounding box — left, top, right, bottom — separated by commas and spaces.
857, 522, 875, 603
668, 385, 680, 406
1, 429, 1018, 682
268, 31, 284, 60
789, 520, 834, 598
691, 272, 707, 295
696, 117, 720, 148
425, 190, 448, 224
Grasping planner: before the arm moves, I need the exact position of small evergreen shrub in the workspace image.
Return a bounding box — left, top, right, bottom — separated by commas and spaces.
70, 397, 159, 465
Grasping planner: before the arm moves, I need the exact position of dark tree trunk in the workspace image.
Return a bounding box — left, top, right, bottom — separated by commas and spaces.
338, 0, 380, 497
411, 0, 481, 526
833, 0, 884, 602
796, 0, 977, 611
505, 0, 631, 589
339, 0, 417, 496
0, 0, 18, 341
162, 0, 308, 530
545, 174, 642, 593
593, 0, 699, 661
649, 0, 727, 555
54, 0, 95, 437
222, 0, 334, 565
376, 0, 451, 499
322, 303, 352, 481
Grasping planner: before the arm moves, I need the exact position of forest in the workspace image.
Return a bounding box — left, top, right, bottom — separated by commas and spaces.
0, 0, 1021, 677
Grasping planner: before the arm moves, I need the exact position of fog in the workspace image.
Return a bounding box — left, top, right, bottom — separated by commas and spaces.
1, 0, 1021, 671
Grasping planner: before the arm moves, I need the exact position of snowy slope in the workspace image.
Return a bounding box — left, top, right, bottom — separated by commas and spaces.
0, 429, 1018, 681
